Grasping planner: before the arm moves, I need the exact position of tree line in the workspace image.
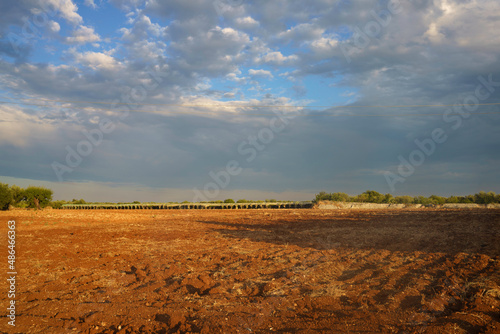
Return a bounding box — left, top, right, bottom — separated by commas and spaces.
313, 190, 500, 205
1, 183, 499, 211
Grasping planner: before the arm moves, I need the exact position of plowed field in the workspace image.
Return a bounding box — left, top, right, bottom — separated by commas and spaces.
1, 209, 499, 333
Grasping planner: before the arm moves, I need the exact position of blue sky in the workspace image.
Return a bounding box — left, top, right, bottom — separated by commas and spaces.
0, 0, 499, 202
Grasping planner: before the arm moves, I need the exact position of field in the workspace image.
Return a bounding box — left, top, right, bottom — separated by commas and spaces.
1, 208, 499, 333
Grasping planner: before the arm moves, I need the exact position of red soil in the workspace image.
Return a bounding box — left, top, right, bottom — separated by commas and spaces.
0, 209, 499, 333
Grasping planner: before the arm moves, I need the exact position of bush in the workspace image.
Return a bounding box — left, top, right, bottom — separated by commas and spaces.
314, 191, 331, 203
382, 193, 394, 203
0, 183, 12, 210
224, 199, 235, 203
429, 195, 446, 205
9, 185, 24, 207
237, 199, 249, 203
313, 191, 499, 206
393, 196, 414, 204
363, 190, 385, 203
50, 200, 66, 209
23, 186, 53, 209
457, 195, 474, 203
474, 191, 497, 204
72, 199, 86, 204
330, 192, 350, 202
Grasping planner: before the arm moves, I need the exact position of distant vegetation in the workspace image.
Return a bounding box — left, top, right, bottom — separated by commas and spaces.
0, 183, 54, 210
1, 183, 498, 211
313, 190, 500, 205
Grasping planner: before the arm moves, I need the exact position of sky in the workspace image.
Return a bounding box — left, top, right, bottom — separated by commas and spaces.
0, 0, 499, 202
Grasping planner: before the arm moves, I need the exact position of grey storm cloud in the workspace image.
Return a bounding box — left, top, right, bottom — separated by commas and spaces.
0, 0, 499, 200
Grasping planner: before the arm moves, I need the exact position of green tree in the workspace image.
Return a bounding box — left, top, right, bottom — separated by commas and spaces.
457, 195, 474, 203
9, 185, 24, 206
393, 196, 413, 204
0, 183, 12, 210
474, 191, 497, 204
23, 186, 53, 209
224, 199, 235, 203
330, 192, 350, 202
355, 190, 384, 203
72, 198, 86, 204
314, 191, 331, 202
49, 200, 66, 209
429, 195, 446, 205
382, 193, 394, 203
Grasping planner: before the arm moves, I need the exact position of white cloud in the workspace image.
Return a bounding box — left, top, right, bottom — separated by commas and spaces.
277, 22, 324, 44
226, 71, 248, 83
310, 37, 338, 51
65, 25, 100, 44
74, 51, 122, 70
249, 69, 274, 78
47, 0, 83, 25
48, 20, 61, 33
168, 25, 250, 76
421, 0, 500, 47
235, 16, 259, 29
258, 51, 298, 65
120, 14, 167, 42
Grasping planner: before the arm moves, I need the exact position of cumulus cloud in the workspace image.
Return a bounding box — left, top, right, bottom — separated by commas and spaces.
309, 36, 338, 54
277, 22, 324, 45
168, 25, 251, 77
120, 14, 166, 42
65, 25, 100, 44
235, 16, 259, 29
257, 51, 298, 65
73, 51, 122, 70
249, 69, 274, 78
48, 20, 61, 33
47, 0, 83, 25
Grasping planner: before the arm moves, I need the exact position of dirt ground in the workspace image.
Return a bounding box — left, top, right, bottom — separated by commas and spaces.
1, 208, 499, 334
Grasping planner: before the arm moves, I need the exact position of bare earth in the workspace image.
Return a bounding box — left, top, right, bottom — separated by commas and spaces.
1, 209, 499, 334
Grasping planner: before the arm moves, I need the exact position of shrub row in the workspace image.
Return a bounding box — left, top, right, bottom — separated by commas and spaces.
313, 190, 500, 205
